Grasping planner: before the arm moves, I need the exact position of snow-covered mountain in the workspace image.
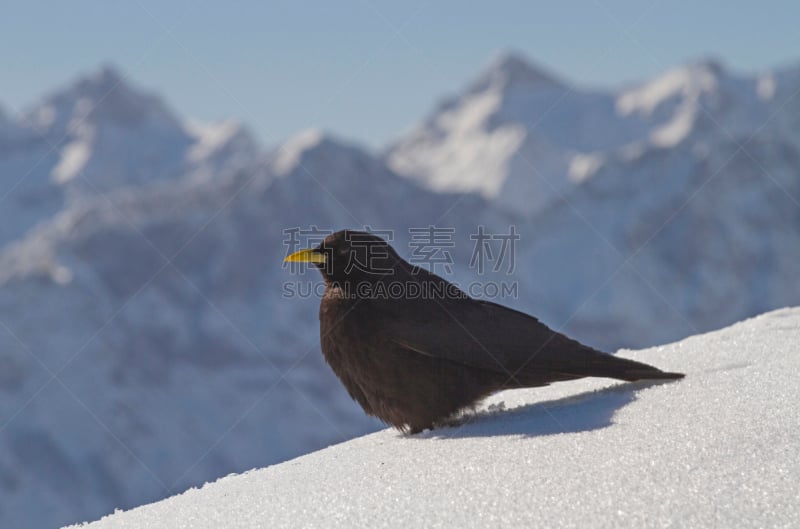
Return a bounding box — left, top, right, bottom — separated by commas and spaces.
71, 308, 800, 529
0, 55, 798, 528
387, 53, 800, 216
387, 52, 647, 214
0, 66, 258, 245
0, 122, 513, 527
387, 52, 800, 347
514, 133, 800, 347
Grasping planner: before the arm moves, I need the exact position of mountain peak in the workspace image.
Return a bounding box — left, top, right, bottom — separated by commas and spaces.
28, 64, 180, 133
281, 127, 328, 153
272, 128, 366, 176
617, 56, 729, 117
52, 63, 141, 108
684, 56, 726, 77
469, 51, 563, 94
76, 63, 127, 94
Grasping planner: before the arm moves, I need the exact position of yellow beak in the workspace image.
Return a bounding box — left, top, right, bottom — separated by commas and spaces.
284, 248, 327, 264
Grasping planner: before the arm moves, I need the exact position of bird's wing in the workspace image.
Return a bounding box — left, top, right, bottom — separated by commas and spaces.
383, 296, 683, 383
376, 264, 681, 383
381, 296, 602, 382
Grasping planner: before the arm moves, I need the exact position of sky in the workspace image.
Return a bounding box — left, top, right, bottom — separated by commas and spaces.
1, 1, 799, 149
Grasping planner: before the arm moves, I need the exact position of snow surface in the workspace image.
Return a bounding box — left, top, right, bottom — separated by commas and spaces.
74, 308, 800, 529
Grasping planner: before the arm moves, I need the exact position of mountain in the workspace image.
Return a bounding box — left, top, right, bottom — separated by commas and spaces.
386, 51, 649, 214
387, 52, 800, 348
0, 66, 259, 245
387, 53, 800, 216
71, 308, 800, 529
0, 57, 799, 528
513, 133, 800, 347
0, 123, 515, 528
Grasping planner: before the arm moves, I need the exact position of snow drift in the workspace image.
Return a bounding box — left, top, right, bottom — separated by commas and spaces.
74, 308, 800, 529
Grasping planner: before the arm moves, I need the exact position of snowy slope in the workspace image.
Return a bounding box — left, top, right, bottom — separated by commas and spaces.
73, 308, 800, 529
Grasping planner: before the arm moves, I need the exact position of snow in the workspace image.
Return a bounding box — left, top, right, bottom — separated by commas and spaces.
185, 120, 248, 163
272, 127, 328, 175
757, 74, 777, 101
650, 108, 696, 147
567, 152, 604, 183
73, 307, 800, 529
52, 140, 92, 184
616, 59, 724, 116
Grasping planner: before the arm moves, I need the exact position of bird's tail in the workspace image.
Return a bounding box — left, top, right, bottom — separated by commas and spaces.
581, 351, 684, 382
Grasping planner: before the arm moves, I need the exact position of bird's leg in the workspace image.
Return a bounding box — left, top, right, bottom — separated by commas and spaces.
408, 422, 432, 435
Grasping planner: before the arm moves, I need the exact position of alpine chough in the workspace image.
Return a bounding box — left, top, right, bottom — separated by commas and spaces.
285, 230, 683, 433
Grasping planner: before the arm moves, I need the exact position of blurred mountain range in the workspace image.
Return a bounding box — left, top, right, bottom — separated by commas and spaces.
0, 53, 798, 527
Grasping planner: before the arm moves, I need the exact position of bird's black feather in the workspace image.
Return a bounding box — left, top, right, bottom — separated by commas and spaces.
303, 230, 683, 433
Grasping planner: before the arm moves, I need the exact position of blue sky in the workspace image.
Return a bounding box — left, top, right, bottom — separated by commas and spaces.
2, 1, 798, 148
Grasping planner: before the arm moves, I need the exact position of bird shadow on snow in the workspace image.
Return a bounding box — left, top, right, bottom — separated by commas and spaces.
415, 380, 677, 440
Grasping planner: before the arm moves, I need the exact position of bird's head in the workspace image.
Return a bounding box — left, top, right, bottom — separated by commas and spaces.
284, 230, 403, 288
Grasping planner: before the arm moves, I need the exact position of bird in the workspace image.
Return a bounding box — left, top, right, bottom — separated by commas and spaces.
285, 229, 683, 434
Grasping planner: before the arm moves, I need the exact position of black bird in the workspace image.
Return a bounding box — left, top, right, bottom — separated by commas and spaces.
285, 230, 683, 434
